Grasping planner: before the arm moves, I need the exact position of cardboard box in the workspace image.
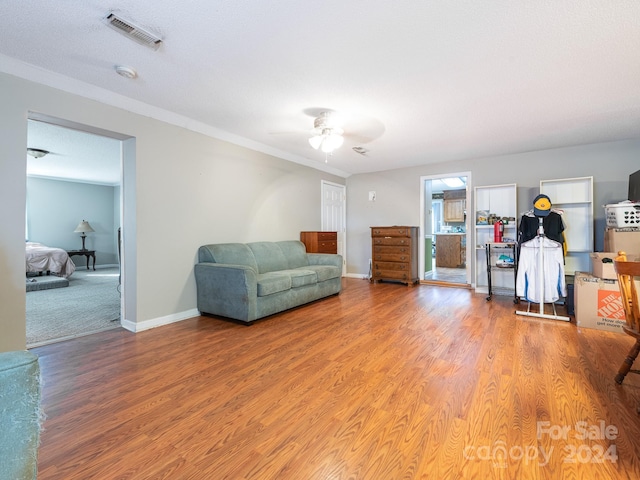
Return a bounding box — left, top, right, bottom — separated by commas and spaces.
604, 228, 640, 257
574, 272, 626, 333
589, 252, 617, 280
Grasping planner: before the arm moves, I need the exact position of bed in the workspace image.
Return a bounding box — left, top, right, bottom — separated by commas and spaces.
26, 242, 76, 278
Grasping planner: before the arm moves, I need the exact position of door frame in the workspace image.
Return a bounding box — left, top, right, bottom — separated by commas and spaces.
26, 112, 136, 328
419, 171, 472, 284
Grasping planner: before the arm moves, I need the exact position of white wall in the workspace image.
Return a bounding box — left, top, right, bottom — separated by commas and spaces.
346, 140, 640, 278
0, 72, 344, 351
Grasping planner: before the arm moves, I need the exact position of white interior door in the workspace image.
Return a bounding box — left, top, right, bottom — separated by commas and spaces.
321, 180, 346, 275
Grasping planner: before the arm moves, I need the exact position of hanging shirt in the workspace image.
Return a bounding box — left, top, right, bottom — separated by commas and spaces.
516, 236, 567, 303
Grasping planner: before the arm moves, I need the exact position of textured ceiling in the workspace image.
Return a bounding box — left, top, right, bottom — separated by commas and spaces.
3, 1, 640, 180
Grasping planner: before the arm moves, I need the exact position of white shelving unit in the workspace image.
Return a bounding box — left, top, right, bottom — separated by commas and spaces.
540, 176, 593, 275
474, 183, 517, 294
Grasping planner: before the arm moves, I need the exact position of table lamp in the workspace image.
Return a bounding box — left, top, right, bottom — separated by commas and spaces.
73, 220, 95, 251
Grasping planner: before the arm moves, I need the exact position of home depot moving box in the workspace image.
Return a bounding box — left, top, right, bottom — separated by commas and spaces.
574, 272, 626, 333
604, 228, 640, 257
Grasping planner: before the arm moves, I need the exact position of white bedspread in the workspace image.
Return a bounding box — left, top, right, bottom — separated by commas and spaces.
26, 242, 76, 278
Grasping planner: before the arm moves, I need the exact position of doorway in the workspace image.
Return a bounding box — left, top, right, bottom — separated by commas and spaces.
420, 172, 471, 286
25, 113, 134, 346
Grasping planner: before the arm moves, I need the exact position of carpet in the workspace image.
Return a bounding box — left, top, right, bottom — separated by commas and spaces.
26, 275, 69, 292
26, 267, 121, 347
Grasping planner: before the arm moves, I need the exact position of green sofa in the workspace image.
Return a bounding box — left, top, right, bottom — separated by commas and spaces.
0, 351, 42, 480
195, 240, 342, 324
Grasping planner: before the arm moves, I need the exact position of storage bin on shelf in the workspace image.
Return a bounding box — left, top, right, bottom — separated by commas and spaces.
605, 201, 640, 228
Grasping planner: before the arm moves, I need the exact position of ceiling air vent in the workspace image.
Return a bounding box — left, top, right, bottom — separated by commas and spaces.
104, 12, 163, 50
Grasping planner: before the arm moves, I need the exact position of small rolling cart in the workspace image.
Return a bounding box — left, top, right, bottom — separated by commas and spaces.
485, 242, 519, 303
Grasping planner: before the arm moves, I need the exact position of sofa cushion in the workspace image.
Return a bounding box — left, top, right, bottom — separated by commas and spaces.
256, 272, 292, 296
277, 240, 310, 269
286, 269, 317, 288
248, 242, 289, 273
304, 265, 342, 282
199, 243, 258, 271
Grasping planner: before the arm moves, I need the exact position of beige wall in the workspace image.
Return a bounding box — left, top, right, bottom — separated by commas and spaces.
0, 73, 343, 351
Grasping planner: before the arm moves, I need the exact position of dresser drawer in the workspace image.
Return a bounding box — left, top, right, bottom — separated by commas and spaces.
372, 270, 412, 281
373, 261, 409, 272
316, 232, 337, 241
372, 252, 411, 262
372, 237, 413, 246
373, 245, 410, 254
371, 227, 412, 237
316, 241, 337, 253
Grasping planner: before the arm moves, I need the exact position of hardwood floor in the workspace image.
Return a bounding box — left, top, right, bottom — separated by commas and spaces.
32, 278, 640, 479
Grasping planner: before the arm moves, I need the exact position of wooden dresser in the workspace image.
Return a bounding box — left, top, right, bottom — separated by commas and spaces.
300, 231, 338, 254
371, 226, 419, 285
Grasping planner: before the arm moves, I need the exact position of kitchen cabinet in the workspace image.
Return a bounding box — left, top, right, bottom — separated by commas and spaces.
443, 189, 466, 222
435, 233, 466, 268
444, 199, 465, 222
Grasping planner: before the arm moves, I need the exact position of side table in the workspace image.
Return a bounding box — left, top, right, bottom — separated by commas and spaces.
67, 249, 96, 271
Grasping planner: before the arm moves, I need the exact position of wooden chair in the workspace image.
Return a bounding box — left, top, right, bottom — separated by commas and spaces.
614, 251, 640, 385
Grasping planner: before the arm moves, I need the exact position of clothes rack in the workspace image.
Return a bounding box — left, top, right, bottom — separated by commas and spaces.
515, 216, 570, 321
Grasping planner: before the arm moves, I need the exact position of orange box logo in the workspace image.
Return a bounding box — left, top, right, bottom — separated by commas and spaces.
597, 290, 625, 320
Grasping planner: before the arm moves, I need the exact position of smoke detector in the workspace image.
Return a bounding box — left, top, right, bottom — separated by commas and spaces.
104, 12, 163, 50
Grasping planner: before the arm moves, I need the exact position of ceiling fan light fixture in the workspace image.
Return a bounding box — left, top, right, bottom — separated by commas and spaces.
321, 132, 344, 153
309, 130, 344, 153
308, 135, 323, 150
309, 112, 345, 154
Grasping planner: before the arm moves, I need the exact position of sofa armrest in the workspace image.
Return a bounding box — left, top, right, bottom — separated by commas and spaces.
307, 253, 343, 269
194, 263, 258, 322
0, 351, 42, 480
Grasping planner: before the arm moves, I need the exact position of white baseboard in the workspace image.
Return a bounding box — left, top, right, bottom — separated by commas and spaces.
345, 272, 371, 280
121, 308, 200, 333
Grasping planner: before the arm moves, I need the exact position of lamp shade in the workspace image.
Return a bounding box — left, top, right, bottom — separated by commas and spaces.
74, 220, 95, 234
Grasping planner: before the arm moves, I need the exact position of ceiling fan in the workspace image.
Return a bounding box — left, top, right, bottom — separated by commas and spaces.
305, 109, 385, 156
269, 108, 385, 159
